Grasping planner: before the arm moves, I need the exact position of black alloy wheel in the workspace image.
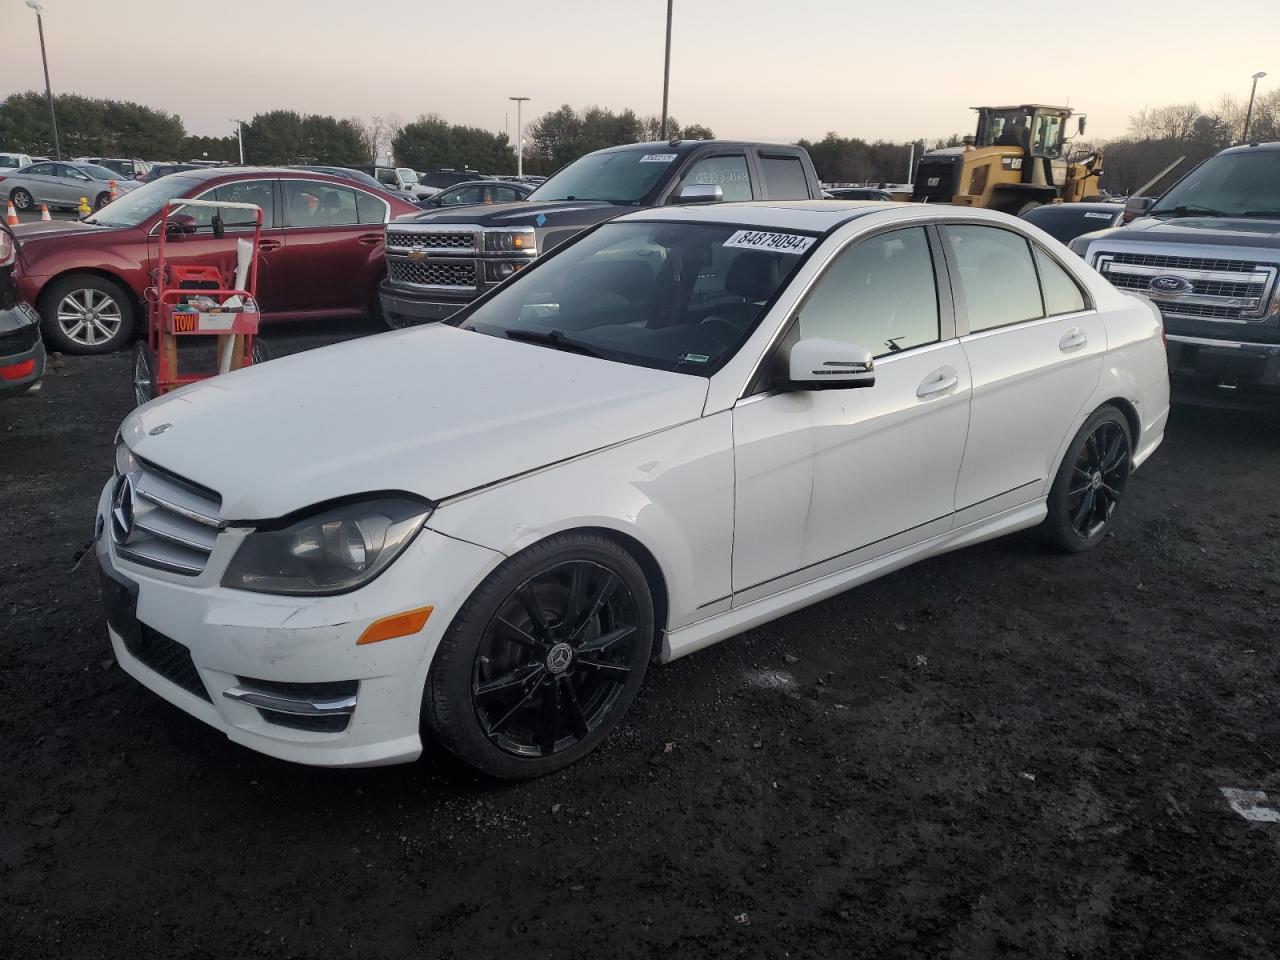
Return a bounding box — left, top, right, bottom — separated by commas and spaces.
131, 342, 156, 406
426, 533, 654, 778
1042, 404, 1132, 552
473, 560, 640, 759
1068, 420, 1130, 539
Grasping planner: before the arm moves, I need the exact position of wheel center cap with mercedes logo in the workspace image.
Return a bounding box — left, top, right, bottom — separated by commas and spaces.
111, 473, 137, 544
546, 642, 574, 675
1148, 275, 1194, 297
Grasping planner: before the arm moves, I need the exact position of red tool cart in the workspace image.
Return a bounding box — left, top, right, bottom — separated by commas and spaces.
132, 198, 269, 406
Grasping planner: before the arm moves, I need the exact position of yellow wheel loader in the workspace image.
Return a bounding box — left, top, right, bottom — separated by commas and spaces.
911, 105, 1103, 214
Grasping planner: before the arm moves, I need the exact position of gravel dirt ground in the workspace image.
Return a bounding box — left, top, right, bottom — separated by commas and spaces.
2, 321, 1278, 960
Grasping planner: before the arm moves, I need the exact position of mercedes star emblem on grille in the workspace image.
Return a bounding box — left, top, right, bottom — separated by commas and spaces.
111, 474, 137, 544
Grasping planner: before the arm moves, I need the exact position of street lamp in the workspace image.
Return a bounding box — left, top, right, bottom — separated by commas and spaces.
1243, 71, 1268, 143
660, 0, 673, 140
231, 119, 247, 164
25, 0, 61, 160
509, 96, 530, 177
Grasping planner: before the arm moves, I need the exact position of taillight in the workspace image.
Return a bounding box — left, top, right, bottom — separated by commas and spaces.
0, 230, 14, 268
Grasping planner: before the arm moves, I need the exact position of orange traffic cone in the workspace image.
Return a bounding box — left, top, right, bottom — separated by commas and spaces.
5, 201, 18, 226
40, 204, 51, 222
109, 179, 118, 201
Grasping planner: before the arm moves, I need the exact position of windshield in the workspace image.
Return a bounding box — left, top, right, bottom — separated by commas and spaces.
396, 168, 419, 185
76, 163, 125, 181
977, 109, 1032, 149
456, 220, 814, 374
527, 149, 677, 204
85, 176, 200, 227
1150, 150, 1280, 218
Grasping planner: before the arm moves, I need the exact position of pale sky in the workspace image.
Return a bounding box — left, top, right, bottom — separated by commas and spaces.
2, 0, 1277, 144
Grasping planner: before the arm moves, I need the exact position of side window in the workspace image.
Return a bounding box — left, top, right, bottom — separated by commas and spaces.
442, 185, 483, 206
354, 190, 387, 225
180, 180, 276, 231
490, 186, 521, 203
946, 225, 1044, 332
682, 155, 751, 201
1034, 245, 1087, 315
24, 163, 54, 177
55, 164, 86, 180
759, 155, 809, 199
283, 181, 358, 227
799, 227, 940, 358
375, 168, 398, 187
1031, 115, 1064, 158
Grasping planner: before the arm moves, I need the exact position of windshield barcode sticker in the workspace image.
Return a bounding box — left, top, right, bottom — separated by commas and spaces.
724, 230, 814, 255
640, 153, 678, 163
1084, 212, 1114, 219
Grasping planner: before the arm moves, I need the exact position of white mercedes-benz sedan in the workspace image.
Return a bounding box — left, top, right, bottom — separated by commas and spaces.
97, 201, 1169, 777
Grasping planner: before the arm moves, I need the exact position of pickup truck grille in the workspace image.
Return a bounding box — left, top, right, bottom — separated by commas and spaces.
385, 229, 476, 251
113, 460, 223, 577
388, 258, 477, 289
1094, 251, 1278, 323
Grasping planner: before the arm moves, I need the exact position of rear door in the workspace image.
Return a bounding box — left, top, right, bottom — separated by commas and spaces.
274, 178, 389, 314
943, 223, 1105, 524
17, 163, 63, 205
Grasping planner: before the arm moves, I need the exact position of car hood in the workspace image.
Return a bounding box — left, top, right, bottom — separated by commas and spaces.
392, 199, 626, 228
1087, 215, 1280, 250
119, 324, 708, 521
13, 219, 110, 241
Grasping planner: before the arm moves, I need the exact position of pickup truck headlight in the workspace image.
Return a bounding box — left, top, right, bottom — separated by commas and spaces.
484, 229, 536, 254
222, 497, 432, 596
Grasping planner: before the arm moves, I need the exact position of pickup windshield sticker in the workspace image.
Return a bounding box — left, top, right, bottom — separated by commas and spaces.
723, 230, 814, 255
1084, 211, 1114, 219
640, 153, 678, 163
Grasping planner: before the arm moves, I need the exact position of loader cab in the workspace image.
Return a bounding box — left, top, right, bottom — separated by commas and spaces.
974, 105, 1075, 160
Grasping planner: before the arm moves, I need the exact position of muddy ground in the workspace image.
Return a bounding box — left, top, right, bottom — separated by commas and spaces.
2, 320, 1278, 959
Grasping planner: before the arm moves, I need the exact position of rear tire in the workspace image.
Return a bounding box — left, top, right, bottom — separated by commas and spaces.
39, 274, 135, 355
11, 188, 34, 211
1040, 404, 1132, 553
426, 532, 655, 779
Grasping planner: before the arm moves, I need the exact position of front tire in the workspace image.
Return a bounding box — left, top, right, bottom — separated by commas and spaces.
426, 532, 655, 779
39, 274, 135, 355
1041, 405, 1132, 552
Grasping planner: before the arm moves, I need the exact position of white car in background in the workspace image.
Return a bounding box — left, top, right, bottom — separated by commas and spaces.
97, 202, 1169, 777
1, 152, 34, 170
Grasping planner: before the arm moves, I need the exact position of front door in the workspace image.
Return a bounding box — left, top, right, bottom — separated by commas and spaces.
154, 179, 284, 311
731, 225, 971, 602
942, 223, 1105, 522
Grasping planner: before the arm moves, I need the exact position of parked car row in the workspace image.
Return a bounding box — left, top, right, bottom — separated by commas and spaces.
2, 161, 141, 212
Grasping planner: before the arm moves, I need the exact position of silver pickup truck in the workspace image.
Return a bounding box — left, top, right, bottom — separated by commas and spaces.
1071, 142, 1280, 407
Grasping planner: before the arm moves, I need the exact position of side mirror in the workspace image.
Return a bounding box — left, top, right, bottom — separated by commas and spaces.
165, 213, 198, 239
1123, 196, 1155, 223
787, 338, 875, 390
675, 183, 724, 205
1077, 116, 1087, 136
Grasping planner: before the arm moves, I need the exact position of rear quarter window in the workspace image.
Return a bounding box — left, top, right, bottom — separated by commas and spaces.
759, 155, 810, 199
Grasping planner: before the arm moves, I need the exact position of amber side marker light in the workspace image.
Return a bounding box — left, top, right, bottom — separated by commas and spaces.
357, 605, 434, 646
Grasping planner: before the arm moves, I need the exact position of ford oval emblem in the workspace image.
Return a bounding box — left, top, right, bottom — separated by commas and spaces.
1148, 275, 1193, 296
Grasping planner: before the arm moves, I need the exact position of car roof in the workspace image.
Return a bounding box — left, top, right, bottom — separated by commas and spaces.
443, 179, 531, 189
595, 139, 802, 156
1219, 141, 1280, 154
622, 200, 1026, 233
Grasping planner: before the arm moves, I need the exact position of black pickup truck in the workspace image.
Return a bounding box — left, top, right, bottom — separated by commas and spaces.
1071, 142, 1280, 407
378, 139, 824, 327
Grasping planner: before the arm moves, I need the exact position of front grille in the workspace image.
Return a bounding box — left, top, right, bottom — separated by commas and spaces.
912, 158, 960, 202
113, 459, 222, 576
386, 230, 475, 251
1094, 250, 1279, 323
388, 258, 476, 288
125, 624, 210, 702
0, 323, 39, 355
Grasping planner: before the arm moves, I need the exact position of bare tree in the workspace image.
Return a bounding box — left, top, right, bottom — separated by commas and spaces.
1128, 103, 1202, 142
352, 116, 383, 163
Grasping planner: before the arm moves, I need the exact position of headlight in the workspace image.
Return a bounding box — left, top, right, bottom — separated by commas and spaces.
221, 497, 432, 596
115, 441, 138, 477
484, 229, 536, 254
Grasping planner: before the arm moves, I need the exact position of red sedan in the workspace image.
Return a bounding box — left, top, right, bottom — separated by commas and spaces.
12, 168, 420, 354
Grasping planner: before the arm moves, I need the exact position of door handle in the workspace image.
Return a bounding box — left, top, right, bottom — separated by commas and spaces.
258, 239, 282, 252
1059, 327, 1087, 351
916, 368, 959, 399
357, 233, 383, 246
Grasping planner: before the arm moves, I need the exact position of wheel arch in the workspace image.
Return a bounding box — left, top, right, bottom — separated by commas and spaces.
38, 267, 143, 319
572, 525, 671, 660
1104, 395, 1141, 447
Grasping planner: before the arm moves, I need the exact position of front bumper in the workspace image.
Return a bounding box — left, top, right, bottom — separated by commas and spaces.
94, 479, 502, 767
378, 279, 473, 327
1166, 334, 1280, 408
0, 303, 45, 398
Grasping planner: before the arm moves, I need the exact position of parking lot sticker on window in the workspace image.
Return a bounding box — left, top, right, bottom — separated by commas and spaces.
1084, 212, 1114, 219
640, 153, 678, 163
724, 230, 814, 255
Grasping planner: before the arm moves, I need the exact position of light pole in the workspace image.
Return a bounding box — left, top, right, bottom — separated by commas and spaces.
509, 96, 529, 177
231, 119, 246, 163
25, 0, 61, 160
1243, 71, 1267, 142
660, 0, 673, 140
